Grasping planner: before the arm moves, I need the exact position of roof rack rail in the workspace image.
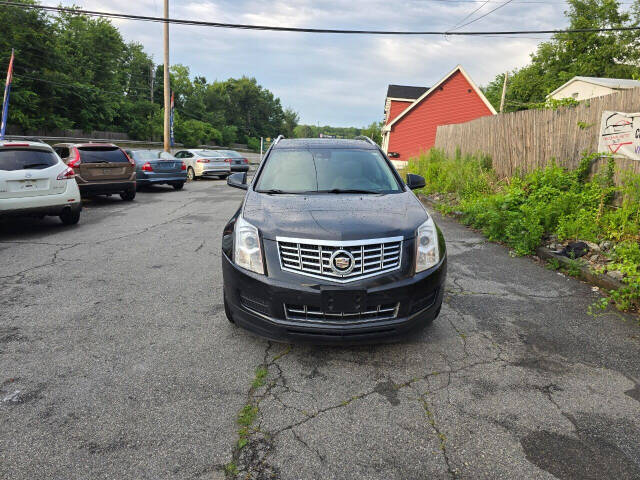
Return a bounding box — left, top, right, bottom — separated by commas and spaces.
273, 134, 285, 146
355, 135, 376, 146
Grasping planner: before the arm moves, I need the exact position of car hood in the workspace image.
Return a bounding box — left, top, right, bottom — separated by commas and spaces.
242, 190, 429, 241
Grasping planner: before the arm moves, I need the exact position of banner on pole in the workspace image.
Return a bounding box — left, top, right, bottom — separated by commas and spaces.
169, 91, 175, 147
598, 110, 640, 160
0, 49, 15, 140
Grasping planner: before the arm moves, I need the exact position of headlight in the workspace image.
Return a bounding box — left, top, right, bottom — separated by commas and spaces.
234, 216, 264, 275
416, 216, 439, 273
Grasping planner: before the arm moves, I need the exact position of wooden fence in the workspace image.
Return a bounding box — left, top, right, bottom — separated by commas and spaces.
434, 87, 640, 180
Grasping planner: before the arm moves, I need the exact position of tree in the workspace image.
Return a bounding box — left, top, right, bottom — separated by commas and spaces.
282, 108, 299, 137
484, 0, 640, 111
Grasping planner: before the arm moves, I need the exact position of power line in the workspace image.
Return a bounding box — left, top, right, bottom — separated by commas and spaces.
448, 0, 492, 32
454, 0, 517, 30
2, 1, 640, 36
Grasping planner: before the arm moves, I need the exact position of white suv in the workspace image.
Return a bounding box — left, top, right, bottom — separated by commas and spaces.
0, 140, 82, 225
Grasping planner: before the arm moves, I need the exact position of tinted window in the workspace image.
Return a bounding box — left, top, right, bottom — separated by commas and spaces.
55, 146, 70, 158
0, 149, 59, 171
78, 147, 129, 163
255, 149, 401, 194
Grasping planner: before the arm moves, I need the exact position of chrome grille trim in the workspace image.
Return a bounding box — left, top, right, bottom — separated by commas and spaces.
276, 236, 403, 283
284, 303, 400, 325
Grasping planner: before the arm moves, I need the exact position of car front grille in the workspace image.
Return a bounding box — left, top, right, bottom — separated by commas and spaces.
284, 303, 399, 325
276, 236, 403, 282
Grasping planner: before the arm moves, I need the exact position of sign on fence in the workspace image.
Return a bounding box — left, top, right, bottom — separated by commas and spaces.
598, 110, 640, 160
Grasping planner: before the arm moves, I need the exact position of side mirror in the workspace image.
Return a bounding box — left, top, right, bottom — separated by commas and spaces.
227, 172, 248, 190
406, 173, 426, 190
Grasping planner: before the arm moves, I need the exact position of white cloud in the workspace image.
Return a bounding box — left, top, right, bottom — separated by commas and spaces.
57, 0, 569, 126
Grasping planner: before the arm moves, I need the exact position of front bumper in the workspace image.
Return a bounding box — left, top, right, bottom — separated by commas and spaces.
222, 253, 446, 344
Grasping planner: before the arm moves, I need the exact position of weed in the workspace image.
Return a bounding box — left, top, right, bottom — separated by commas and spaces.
546, 258, 561, 270
252, 366, 268, 388
408, 149, 640, 312
237, 404, 258, 427
224, 462, 238, 476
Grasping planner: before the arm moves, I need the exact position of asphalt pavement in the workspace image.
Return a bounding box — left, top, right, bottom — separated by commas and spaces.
1, 179, 639, 480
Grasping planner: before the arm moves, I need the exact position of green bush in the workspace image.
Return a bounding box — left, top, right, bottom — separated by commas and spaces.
246, 137, 261, 152
408, 148, 640, 311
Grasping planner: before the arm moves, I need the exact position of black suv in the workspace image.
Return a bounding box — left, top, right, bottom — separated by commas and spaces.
221, 137, 446, 344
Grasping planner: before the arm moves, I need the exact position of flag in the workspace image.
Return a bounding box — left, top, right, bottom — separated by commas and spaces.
169, 91, 175, 147
0, 49, 14, 140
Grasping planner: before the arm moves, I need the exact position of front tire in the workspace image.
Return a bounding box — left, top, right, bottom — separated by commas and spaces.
120, 189, 136, 201
60, 209, 80, 225
187, 167, 195, 182
173, 182, 185, 191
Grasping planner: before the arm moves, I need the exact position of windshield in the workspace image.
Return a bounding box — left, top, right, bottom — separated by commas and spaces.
78, 147, 129, 163
196, 150, 221, 157
220, 150, 244, 158
255, 148, 402, 194
132, 151, 157, 160
0, 149, 59, 171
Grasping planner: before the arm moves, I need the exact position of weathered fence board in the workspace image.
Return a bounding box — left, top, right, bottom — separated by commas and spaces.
435, 87, 640, 180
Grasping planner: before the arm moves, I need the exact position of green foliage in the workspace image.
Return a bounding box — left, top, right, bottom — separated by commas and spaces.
246, 137, 261, 152
293, 123, 382, 143
408, 149, 640, 311
483, 0, 640, 111
251, 366, 268, 388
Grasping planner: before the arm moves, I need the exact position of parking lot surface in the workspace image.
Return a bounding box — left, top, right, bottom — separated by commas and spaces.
1, 179, 639, 479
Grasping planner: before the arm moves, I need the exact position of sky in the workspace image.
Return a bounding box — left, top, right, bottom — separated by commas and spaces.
55, 0, 571, 127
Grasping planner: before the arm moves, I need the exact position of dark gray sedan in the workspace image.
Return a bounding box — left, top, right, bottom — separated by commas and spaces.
126, 150, 188, 191
218, 150, 250, 172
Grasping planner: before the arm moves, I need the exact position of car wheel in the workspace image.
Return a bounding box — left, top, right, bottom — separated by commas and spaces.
224, 293, 235, 323
173, 182, 185, 191
120, 189, 136, 201
187, 167, 195, 182
59, 209, 80, 225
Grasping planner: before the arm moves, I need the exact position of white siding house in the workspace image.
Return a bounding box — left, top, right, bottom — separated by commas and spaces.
547, 76, 640, 101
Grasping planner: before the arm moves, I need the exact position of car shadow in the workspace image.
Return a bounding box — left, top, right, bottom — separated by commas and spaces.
0, 216, 71, 238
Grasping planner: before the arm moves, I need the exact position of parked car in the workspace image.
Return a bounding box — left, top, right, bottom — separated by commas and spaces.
221, 137, 446, 344
173, 149, 231, 181
217, 150, 249, 172
52, 143, 136, 201
0, 140, 82, 224
125, 149, 187, 191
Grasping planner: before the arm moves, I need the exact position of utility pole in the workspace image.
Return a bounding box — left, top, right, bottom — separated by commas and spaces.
163, 0, 170, 152
499, 71, 509, 114
150, 63, 155, 104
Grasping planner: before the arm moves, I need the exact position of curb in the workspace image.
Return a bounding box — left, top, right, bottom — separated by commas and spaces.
417, 193, 626, 294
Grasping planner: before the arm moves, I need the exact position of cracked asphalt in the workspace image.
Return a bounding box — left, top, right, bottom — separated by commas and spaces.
1, 179, 640, 480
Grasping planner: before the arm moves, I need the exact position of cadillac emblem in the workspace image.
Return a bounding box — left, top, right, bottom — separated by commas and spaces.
330, 250, 355, 276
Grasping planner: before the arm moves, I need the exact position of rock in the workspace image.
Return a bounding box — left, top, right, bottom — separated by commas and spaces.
585, 241, 600, 253
591, 254, 600, 263
607, 270, 624, 281
600, 241, 613, 251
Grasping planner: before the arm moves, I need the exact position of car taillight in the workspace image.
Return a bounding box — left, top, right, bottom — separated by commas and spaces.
57, 166, 75, 180
224, 158, 232, 163
68, 148, 81, 168
243, 158, 248, 164
181, 162, 186, 170
122, 149, 135, 166
196, 158, 209, 163
2, 143, 30, 147
142, 162, 153, 172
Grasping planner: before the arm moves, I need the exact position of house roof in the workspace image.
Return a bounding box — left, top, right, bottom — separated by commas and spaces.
383, 65, 497, 131
386, 85, 429, 100
547, 76, 640, 98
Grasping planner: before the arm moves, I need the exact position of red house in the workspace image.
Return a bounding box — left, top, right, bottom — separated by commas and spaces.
382, 65, 496, 165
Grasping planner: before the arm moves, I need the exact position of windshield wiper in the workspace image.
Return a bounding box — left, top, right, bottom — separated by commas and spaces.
22, 163, 51, 169
319, 189, 381, 194
256, 188, 291, 194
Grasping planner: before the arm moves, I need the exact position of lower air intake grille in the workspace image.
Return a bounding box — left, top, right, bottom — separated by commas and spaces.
284, 303, 399, 325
